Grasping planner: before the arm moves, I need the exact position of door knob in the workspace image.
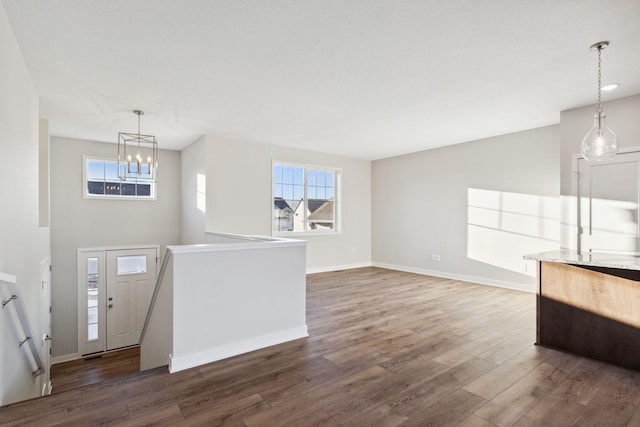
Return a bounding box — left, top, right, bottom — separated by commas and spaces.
44, 334, 52, 341
108, 304, 113, 308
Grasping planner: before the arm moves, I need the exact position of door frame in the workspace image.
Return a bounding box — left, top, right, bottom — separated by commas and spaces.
39, 255, 52, 396
77, 245, 159, 356
77, 250, 106, 356
572, 146, 640, 254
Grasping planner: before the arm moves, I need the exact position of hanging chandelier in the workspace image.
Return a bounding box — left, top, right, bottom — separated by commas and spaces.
117, 110, 158, 181
580, 41, 619, 162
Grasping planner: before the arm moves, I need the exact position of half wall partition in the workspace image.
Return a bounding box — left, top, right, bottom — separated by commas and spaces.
140, 234, 307, 373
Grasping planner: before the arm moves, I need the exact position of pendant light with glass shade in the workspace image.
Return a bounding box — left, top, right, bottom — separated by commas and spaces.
581, 41, 619, 162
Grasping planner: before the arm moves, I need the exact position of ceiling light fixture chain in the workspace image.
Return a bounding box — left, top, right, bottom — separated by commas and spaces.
596, 44, 602, 115
135, 109, 143, 135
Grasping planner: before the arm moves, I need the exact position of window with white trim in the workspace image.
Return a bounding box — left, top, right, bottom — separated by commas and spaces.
84, 157, 155, 199
272, 162, 340, 234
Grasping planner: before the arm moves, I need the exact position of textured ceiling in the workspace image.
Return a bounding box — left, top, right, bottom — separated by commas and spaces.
3, 0, 640, 160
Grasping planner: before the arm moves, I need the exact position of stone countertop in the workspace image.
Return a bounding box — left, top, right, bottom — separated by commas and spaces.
524, 250, 640, 271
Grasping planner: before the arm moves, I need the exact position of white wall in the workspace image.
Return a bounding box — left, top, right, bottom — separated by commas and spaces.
559, 94, 640, 249
180, 136, 208, 244
169, 241, 307, 372
372, 126, 560, 292
203, 136, 372, 272
0, 3, 50, 406
50, 137, 181, 359
39, 119, 50, 227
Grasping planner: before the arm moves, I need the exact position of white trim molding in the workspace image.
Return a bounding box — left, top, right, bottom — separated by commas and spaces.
372, 262, 535, 293
306, 262, 372, 275
169, 326, 308, 373
51, 353, 80, 365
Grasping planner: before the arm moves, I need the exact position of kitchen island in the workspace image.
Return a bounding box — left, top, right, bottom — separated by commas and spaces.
524, 250, 640, 370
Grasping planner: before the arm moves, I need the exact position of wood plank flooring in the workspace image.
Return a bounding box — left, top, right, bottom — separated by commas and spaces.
50, 346, 141, 394
3, 267, 640, 426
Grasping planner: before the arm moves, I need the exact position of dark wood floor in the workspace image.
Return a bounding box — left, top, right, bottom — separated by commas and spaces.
50, 346, 141, 394
3, 267, 640, 426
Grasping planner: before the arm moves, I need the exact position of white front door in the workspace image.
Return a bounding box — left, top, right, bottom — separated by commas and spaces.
577, 150, 640, 254
78, 247, 157, 356
106, 248, 157, 351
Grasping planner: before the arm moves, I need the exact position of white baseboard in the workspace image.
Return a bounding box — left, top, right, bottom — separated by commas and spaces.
372, 262, 535, 293
51, 353, 80, 365
41, 381, 52, 396
169, 325, 309, 373
306, 262, 372, 274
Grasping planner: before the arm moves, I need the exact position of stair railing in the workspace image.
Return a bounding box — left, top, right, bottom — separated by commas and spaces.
0, 272, 45, 377
139, 247, 171, 344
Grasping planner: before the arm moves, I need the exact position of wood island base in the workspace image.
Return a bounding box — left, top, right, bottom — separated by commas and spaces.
536, 261, 640, 371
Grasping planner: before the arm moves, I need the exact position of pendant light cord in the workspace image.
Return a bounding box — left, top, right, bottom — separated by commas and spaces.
597, 47, 602, 115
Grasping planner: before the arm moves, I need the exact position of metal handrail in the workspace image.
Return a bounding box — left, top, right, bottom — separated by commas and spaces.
0, 272, 45, 377
139, 247, 171, 344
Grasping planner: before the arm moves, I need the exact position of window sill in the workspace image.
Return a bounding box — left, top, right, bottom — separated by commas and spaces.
273, 230, 342, 238
83, 194, 157, 201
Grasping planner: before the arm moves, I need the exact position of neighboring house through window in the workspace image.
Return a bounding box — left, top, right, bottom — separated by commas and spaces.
83, 157, 155, 199
272, 161, 340, 234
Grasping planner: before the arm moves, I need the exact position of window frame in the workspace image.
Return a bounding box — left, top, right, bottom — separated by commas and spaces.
82, 156, 156, 201
272, 160, 342, 236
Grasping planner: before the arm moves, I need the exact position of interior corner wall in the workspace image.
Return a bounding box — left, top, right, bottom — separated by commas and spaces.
0, 3, 50, 406
39, 119, 50, 227
559, 94, 640, 249
203, 136, 372, 272
180, 136, 209, 244
372, 125, 560, 292
49, 137, 181, 359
